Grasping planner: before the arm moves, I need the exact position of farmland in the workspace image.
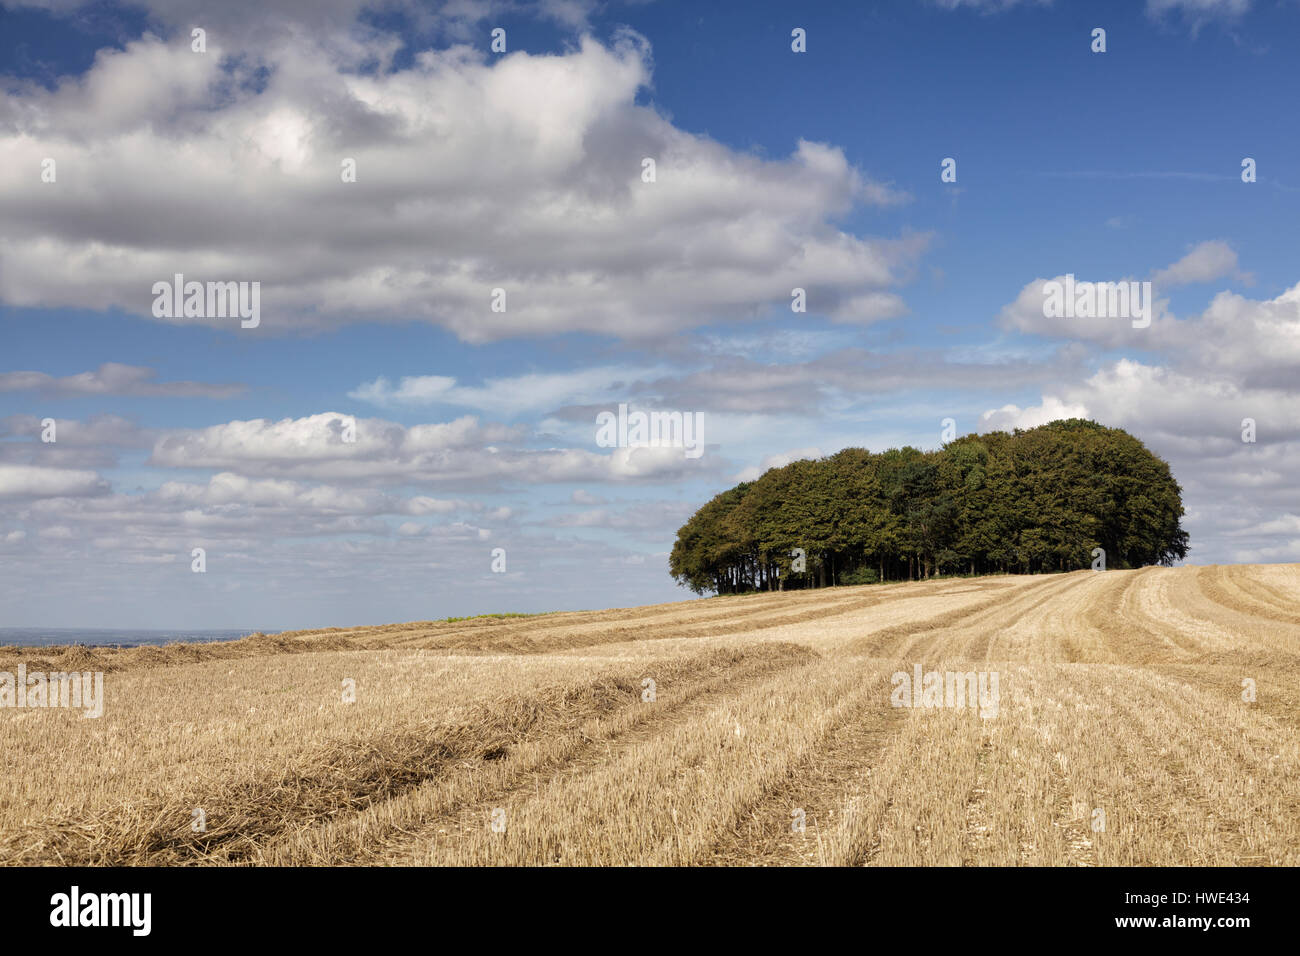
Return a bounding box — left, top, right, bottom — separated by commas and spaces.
1, 563, 1297, 866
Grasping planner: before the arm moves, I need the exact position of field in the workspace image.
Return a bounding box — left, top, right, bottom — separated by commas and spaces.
2, 563, 1298, 866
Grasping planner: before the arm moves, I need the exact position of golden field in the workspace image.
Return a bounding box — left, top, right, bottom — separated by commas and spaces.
1, 563, 1298, 866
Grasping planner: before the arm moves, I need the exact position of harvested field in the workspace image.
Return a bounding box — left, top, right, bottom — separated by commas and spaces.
2, 564, 1297, 866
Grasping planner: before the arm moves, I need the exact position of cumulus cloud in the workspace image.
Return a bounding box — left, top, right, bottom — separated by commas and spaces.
0, 463, 110, 499
1150, 240, 1249, 289
1000, 274, 1300, 387
982, 358, 1300, 447
732, 446, 821, 483
14, 472, 493, 558
148, 411, 718, 485
978, 395, 1090, 432
1175, 284, 1300, 385
154, 472, 469, 516
150, 413, 514, 470
0, 32, 923, 342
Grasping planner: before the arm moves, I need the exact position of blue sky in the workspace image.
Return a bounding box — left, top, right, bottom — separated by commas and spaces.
1, 0, 1298, 629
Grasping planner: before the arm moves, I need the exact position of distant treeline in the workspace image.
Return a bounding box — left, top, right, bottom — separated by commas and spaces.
669, 419, 1189, 595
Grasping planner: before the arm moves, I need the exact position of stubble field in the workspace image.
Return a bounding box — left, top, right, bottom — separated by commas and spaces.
2, 563, 1298, 866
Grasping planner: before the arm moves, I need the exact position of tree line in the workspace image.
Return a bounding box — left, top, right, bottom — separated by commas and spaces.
669, 419, 1189, 595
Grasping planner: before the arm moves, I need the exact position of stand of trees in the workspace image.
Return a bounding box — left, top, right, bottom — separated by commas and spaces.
669, 419, 1189, 595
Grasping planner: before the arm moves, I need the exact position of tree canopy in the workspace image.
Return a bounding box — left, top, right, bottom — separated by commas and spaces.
669, 419, 1189, 594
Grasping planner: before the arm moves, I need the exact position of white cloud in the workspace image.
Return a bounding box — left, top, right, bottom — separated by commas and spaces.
0, 464, 110, 499
978, 395, 1090, 432
1177, 284, 1300, 383
0, 34, 923, 342
997, 274, 1172, 348
977, 340, 1300, 564
153, 472, 468, 516
999, 272, 1300, 385
1151, 240, 1249, 289
147, 411, 717, 485
150, 413, 513, 470
732, 446, 821, 483
982, 358, 1300, 447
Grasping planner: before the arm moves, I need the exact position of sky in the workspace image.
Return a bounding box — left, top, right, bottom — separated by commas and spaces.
1, 0, 1297, 630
